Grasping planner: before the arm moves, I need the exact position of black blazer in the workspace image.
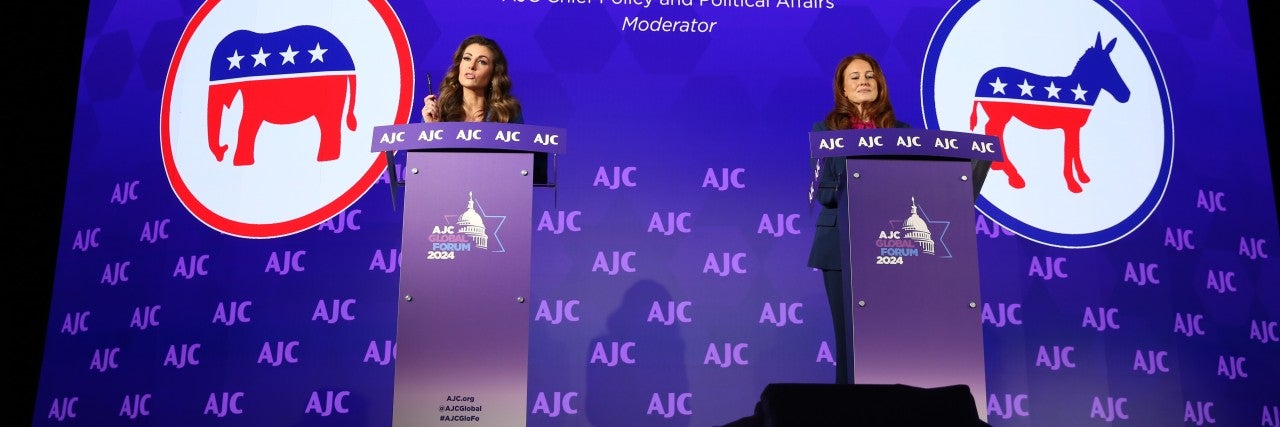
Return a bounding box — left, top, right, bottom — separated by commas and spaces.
806, 120, 990, 270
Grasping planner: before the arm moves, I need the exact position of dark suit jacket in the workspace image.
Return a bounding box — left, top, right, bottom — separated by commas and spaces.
805, 120, 990, 270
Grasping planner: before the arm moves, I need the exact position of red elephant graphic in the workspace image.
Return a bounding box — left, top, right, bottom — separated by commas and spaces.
206, 25, 356, 166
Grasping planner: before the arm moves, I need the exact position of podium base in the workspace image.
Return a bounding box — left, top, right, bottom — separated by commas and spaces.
719, 383, 989, 427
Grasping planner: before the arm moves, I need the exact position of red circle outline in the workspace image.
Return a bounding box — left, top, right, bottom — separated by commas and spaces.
160, 0, 413, 238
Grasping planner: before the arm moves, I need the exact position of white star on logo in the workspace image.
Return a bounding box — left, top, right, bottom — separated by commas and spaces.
279, 45, 299, 65
1044, 81, 1061, 99
226, 50, 244, 70
989, 77, 1007, 95
251, 47, 270, 67
1018, 79, 1034, 97
1071, 83, 1089, 101
309, 43, 328, 63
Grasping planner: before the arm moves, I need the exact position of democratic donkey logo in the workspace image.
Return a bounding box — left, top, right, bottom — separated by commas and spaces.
923, 0, 1173, 248
162, 1, 414, 238
970, 33, 1130, 194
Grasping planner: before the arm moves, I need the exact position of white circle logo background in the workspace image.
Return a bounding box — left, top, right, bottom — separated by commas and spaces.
923, 0, 1173, 248
162, 0, 412, 238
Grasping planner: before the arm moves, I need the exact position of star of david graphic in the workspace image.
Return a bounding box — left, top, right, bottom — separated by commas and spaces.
444, 199, 508, 253
889, 205, 953, 259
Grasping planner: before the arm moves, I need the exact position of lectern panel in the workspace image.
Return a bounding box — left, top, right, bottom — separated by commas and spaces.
392, 152, 533, 426
842, 158, 987, 416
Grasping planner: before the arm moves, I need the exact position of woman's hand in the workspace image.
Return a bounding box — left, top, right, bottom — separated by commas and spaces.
421, 94, 440, 122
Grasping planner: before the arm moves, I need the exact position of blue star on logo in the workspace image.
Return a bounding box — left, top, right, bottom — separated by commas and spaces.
889, 206, 953, 259
445, 200, 508, 253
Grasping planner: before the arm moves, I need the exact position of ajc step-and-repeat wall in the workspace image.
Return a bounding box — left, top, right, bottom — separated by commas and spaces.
37, 0, 1278, 425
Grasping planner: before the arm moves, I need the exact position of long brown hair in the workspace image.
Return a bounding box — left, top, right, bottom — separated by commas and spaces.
437, 35, 522, 123
823, 53, 896, 130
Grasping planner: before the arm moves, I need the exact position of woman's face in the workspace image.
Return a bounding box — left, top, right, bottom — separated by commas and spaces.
842, 58, 878, 106
457, 43, 495, 91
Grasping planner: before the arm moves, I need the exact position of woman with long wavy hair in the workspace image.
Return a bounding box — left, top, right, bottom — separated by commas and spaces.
421, 35, 522, 124
420, 35, 545, 182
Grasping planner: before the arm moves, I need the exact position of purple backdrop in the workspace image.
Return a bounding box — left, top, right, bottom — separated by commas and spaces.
35, 0, 1278, 426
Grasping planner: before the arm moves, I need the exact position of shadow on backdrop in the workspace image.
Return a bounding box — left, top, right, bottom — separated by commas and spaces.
585, 279, 690, 426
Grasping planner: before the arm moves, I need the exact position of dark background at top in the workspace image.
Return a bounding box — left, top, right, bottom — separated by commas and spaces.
12, 2, 1279, 425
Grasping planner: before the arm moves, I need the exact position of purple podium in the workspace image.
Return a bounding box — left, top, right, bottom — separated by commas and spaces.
808, 128, 1003, 419
371, 122, 565, 426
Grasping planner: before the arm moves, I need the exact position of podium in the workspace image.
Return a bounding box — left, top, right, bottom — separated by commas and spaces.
808, 128, 1002, 420
370, 122, 565, 426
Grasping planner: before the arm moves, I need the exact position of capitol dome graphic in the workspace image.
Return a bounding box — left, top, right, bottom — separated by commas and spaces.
902, 197, 935, 255
456, 192, 488, 250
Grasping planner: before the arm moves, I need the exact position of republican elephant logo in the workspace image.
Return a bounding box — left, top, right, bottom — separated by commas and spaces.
162, 1, 413, 239
207, 25, 357, 166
